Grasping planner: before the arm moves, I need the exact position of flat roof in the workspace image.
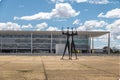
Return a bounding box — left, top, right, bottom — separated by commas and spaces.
0, 31, 110, 37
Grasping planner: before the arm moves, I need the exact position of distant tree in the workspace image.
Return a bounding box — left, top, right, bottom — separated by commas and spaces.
112, 47, 120, 54
103, 46, 107, 53
103, 46, 113, 54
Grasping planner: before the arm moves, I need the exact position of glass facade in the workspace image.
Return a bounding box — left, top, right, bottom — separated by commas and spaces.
0, 31, 89, 53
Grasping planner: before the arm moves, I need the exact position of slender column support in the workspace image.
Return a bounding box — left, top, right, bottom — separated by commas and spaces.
92, 37, 94, 54
31, 32, 33, 54
89, 34, 91, 54
108, 32, 110, 54
50, 32, 53, 53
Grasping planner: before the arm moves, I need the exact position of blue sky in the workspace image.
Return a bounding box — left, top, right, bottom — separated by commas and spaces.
0, 0, 120, 49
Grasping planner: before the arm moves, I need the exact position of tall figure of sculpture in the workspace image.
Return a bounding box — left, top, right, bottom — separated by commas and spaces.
70, 27, 78, 59
61, 27, 71, 59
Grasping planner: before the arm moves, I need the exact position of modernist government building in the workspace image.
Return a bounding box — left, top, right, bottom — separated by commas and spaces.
0, 31, 110, 54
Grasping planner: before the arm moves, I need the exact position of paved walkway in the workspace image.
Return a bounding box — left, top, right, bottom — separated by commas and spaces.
0, 56, 119, 80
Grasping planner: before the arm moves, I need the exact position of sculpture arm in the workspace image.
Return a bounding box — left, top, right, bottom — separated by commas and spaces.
62, 27, 67, 35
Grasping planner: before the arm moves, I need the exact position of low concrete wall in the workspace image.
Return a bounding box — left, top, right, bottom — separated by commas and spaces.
56, 44, 68, 54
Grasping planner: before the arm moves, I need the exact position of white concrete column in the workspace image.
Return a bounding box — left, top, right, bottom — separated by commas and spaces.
50, 32, 53, 53
92, 37, 94, 54
108, 32, 110, 54
89, 34, 91, 54
31, 32, 33, 54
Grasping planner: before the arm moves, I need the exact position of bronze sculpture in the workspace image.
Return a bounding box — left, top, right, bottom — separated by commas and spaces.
61, 27, 78, 60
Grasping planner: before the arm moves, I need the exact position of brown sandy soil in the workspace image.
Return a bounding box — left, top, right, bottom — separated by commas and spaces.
0, 55, 119, 80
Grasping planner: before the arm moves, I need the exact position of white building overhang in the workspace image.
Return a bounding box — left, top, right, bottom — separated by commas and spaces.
0, 31, 110, 37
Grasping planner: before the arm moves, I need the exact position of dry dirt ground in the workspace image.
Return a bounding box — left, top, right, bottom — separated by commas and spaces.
0, 55, 119, 80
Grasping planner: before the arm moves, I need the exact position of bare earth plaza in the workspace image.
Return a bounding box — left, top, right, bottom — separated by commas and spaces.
0, 55, 119, 80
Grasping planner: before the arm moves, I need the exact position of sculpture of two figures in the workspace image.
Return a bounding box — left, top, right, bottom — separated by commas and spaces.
61, 27, 78, 60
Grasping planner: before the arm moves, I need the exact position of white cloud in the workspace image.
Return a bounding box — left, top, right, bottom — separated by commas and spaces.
77, 20, 107, 31
106, 19, 120, 40
85, 20, 106, 28
0, 22, 21, 31
36, 22, 48, 31
51, 0, 109, 4
73, 19, 81, 25
47, 26, 59, 31
77, 25, 86, 31
88, 0, 109, 4
51, 3, 80, 18
72, 0, 109, 4
14, 12, 52, 20
98, 8, 120, 18
116, 36, 120, 39
14, 3, 80, 20
115, 45, 120, 49
21, 24, 32, 29
95, 35, 108, 42
72, 0, 87, 3
54, 19, 67, 22
51, 0, 64, 3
